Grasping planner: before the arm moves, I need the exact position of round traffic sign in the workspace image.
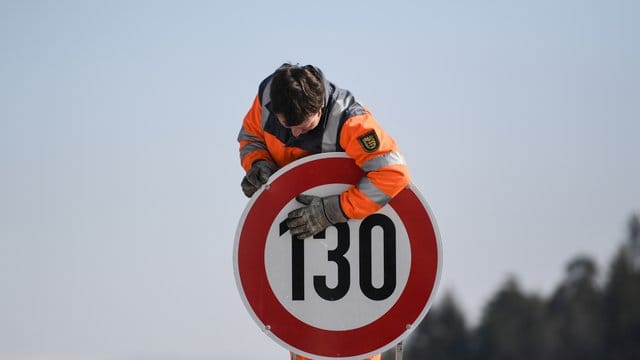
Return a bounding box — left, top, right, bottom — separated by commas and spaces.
234, 153, 441, 359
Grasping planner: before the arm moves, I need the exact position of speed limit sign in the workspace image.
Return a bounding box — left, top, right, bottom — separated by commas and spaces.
234, 153, 442, 359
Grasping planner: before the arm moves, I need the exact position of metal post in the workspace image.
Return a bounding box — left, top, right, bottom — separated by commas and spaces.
395, 342, 403, 360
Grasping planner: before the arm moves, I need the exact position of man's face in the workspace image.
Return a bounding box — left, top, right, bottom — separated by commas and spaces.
275, 112, 322, 137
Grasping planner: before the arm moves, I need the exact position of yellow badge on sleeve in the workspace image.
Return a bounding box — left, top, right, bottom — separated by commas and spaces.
357, 130, 380, 153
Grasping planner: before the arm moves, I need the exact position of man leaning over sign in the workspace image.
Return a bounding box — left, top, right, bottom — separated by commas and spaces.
237, 63, 411, 360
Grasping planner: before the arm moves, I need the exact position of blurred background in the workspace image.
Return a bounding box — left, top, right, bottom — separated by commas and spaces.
1, 1, 638, 359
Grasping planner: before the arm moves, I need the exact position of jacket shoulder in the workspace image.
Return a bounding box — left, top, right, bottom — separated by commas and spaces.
328, 85, 367, 122
258, 73, 275, 100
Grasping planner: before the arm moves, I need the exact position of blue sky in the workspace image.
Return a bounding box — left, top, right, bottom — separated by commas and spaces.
1, 1, 639, 359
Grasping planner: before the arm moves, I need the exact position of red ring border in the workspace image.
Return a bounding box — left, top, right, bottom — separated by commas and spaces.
235, 155, 440, 358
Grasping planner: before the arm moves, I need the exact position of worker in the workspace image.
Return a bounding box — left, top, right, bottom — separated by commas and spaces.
238, 63, 409, 360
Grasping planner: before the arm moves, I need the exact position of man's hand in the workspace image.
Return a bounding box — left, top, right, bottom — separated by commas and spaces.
287, 194, 348, 239
241, 160, 277, 197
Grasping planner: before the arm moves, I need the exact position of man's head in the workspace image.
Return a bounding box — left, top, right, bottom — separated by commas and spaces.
270, 64, 325, 136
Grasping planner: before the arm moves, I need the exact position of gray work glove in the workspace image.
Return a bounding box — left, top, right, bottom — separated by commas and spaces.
241, 160, 278, 197
287, 194, 349, 239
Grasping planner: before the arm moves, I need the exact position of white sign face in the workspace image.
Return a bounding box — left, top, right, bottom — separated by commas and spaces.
234, 153, 441, 360
264, 184, 412, 331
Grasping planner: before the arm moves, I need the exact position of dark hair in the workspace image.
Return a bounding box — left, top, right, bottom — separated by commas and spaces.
270, 64, 325, 126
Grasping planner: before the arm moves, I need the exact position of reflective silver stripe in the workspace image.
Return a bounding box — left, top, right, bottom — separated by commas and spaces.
322, 95, 352, 152
358, 177, 392, 206
237, 128, 262, 143
239, 142, 267, 159
260, 79, 273, 128
361, 151, 406, 172
322, 89, 360, 152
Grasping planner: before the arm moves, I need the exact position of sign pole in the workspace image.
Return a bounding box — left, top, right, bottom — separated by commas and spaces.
395, 342, 403, 360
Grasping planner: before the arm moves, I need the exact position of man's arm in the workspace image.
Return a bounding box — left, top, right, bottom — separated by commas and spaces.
237, 94, 275, 171
286, 111, 410, 239
338, 111, 411, 219
238, 95, 277, 197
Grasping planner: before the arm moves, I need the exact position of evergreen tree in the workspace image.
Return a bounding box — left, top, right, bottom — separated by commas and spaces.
544, 256, 605, 360
472, 277, 546, 360
604, 214, 640, 360
404, 292, 469, 360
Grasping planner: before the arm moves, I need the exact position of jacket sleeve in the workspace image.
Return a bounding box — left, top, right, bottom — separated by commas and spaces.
237, 94, 275, 172
338, 111, 411, 219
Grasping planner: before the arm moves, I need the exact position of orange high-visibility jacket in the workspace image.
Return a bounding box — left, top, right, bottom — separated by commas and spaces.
238, 67, 410, 219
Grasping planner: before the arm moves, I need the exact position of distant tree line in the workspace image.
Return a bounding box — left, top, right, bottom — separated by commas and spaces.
384, 214, 640, 360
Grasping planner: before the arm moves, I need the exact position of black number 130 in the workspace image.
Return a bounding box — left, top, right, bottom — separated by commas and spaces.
279, 214, 397, 302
